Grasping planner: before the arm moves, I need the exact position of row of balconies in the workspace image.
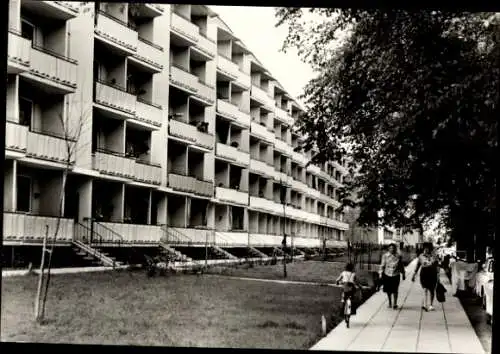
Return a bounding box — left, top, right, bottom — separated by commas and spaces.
170, 11, 217, 59
167, 172, 213, 197
95, 81, 163, 128
170, 64, 216, 105
216, 55, 251, 89
7, 30, 77, 92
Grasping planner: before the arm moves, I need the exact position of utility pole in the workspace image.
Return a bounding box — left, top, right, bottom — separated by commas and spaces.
280, 176, 287, 278
35, 225, 49, 322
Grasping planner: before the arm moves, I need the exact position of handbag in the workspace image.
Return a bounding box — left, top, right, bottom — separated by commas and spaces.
436, 282, 447, 303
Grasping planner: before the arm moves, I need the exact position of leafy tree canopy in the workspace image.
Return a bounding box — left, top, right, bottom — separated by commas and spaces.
276, 9, 498, 245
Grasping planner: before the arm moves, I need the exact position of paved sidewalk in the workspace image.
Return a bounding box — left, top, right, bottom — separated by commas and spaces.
311, 259, 485, 353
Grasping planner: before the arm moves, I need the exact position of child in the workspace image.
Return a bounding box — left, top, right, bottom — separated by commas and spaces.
336, 263, 359, 313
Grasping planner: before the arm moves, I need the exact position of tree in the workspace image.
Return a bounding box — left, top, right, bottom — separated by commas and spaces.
275, 9, 498, 261
36, 81, 92, 323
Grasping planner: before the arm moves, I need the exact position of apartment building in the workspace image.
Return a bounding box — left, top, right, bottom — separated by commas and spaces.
4, 2, 349, 254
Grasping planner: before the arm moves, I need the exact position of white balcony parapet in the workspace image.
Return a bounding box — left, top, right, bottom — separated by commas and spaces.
169, 119, 214, 149
293, 237, 321, 248
195, 33, 216, 58
95, 81, 136, 115
95, 11, 138, 52
216, 55, 239, 79
7, 31, 31, 72
5, 121, 28, 152
291, 179, 309, 194
292, 150, 309, 166
53, 1, 80, 13
274, 107, 295, 126
215, 187, 248, 205
168, 173, 213, 197
250, 158, 275, 178
215, 232, 248, 246
3, 212, 74, 242
28, 45, 77, 90
274, 138, 292, 156
251, 84, 274, 108
135, 160, 162, 185
92, 150, 135, 179
250, 121, 274, 143
26, 130, 75, 164
217, 99, 250, 127
169, 65, 216, 104
235, 70, 251, 89
170, 12, 199, 43
216, 143, 249, 166
95, 222, 163, 243
135, 99, 162, 127
249, 233, 283, 247
249, 196, 278, 213
134, 38, 163, 70
171, 227, 213, 244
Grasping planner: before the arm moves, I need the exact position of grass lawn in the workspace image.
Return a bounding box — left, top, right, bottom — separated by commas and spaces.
2, 265, 354, 349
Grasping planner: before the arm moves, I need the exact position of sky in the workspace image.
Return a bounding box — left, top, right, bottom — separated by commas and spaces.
209, 6, 316, 103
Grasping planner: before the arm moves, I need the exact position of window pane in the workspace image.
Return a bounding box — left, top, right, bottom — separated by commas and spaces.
17, 176, 31, 212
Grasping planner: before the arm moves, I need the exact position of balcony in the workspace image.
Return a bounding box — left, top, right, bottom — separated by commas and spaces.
169, 65, 215, 104
291, 179, 309, 194
26, 130, 75, 164
170, 12, 199, 44
250, 158, 275, 178
249, 196, 277, 213
7, 31, 31, 74
135, 99, 162, 128
274, 107, 294, 126
93, 222, 163, 243
21, 1, 79, 21
216, 55, 239, 80
194, 33, 216, 58
95, 81, 136, 116
235, 70, 251, 90
169, 118, 214, 150
132, 38, 163, 72
25, 45, 77, 92
274, 138, 292, 156
292, 150, 308, 165
3, 212, 74, 243
168, 173, 213, 197
5, 121, 28, 154
250, 121, 274, 143
216, 99, 250, 127
134, 160, 162, 185
215, 186, 248, 205
249, 234, 283, 247
92, 149, 136, 179
95, 11, 138, 53
251, 84, 274, 108
216, 143, 249, 166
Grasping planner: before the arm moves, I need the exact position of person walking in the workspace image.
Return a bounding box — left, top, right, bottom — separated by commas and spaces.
412, 242, 440, 311
379, 243, 406, 309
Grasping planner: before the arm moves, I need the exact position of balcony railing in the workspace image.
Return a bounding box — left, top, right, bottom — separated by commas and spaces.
134, 37, 163, 70
92, 149, 136, 179
29, 44, 77, 90
95, 81, 136, 115
3, 212, 74, 242
5, 121, 28, 152
250, 157, 275, 178
95, 10, 138, 52
249, 233, 283, 247
168, 173, 213, 197
135, 98, 162, 127
216, 55, 239, 80
274, 107, 295, 126
215, 186, 248, 205
170, 12, 199, 43
26, 130, 76, 164
135, 160, 162, 185
216, 143, 249, 166
216, 99, 250, 127
251, 84, 274, 108
274, 138, 292, 155
292, 150, 308, 165
195, 32, 216, 58
94, 222, 163, 243
250, 121, 274, 143
235, 69, 251, 89
7, 31, 31, 72
169, 118, 214, 149
249, 196, 278, 213
169, 65, 215, 104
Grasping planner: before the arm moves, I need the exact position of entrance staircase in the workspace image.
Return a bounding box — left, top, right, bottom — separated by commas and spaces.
159, 243, 192, 262
212, 245, 238, 260
72, 240, 124, 268
248, 247, 267, 258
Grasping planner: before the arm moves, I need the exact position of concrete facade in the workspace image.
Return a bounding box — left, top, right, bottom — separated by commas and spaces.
5, 2, 349, 249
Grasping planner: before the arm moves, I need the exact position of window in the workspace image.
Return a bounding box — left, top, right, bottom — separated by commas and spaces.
17, 175, 32, 213
21, 20, 34, 41
19, 97, 33, 127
